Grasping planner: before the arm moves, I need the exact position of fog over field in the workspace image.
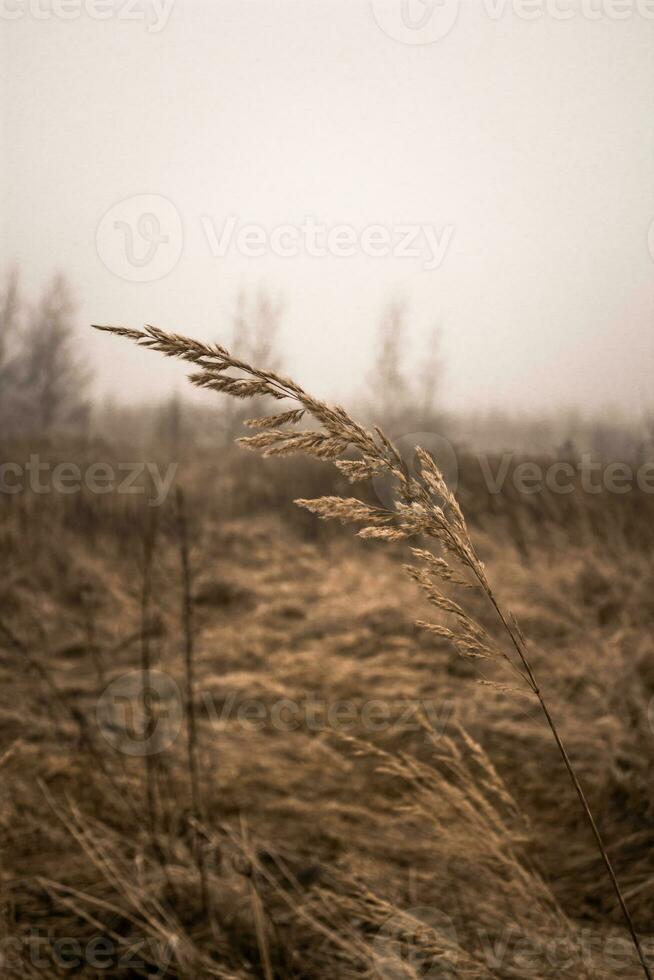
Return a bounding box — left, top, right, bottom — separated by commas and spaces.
2, 0, 653, 413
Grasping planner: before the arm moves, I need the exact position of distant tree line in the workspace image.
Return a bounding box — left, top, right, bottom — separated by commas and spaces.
0, 271, 444, 451
8, 268, 641, 462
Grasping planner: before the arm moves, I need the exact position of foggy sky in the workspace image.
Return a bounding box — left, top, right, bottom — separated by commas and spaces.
2, 0, 653, 415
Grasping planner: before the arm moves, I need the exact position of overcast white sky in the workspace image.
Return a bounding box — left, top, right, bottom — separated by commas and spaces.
1, 0, 653, 415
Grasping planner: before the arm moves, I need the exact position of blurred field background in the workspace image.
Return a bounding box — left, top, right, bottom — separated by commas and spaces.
0, 270, 653, 977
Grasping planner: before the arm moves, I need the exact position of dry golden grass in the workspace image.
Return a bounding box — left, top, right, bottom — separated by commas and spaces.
0, 325, 651, 976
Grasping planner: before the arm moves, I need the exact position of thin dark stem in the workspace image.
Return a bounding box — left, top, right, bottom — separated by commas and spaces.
140, 509, 160, 852
175, 487, 210, 921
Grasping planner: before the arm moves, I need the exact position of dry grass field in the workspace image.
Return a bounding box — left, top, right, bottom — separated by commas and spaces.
1, 331, 653, 978
5, 0, 652, 974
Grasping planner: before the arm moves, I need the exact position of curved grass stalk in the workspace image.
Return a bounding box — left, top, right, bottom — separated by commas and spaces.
94, 322, 653, 980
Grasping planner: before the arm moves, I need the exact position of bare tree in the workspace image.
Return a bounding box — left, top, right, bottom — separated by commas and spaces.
367, 300, 409, 428
417, 323, 442, 423
231, 288, 283, 371
16, 274, 91, 437
155, 390, 184, 457
0, 268, 23, 439
367, 301, 443, 433
221, 288, 284, 439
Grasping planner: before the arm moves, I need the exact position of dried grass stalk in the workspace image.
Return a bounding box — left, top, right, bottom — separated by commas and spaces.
94, 322, 653, 980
